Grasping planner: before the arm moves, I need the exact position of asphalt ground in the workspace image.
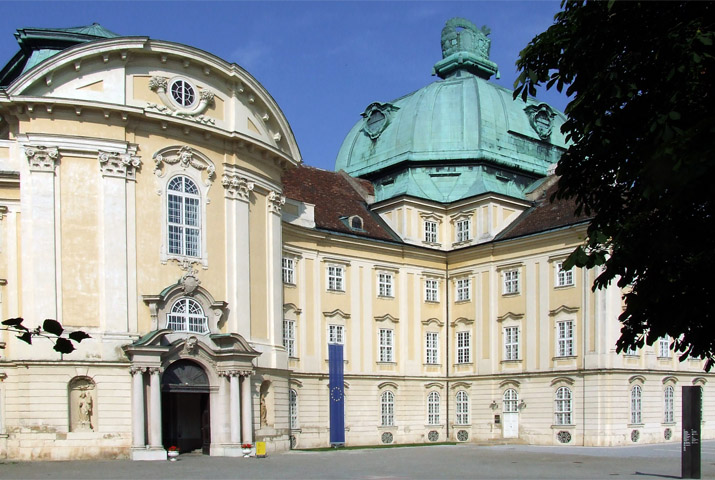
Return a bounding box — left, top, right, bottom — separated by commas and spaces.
2, 440, 715, 479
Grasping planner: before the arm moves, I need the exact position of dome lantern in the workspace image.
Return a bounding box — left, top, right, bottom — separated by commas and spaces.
432, 18, 498, 80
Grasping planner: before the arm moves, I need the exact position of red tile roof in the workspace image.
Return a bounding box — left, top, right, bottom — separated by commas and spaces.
282, 165, 399, 242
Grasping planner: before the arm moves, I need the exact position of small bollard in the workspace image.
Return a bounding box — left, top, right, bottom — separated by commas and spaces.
256, 441, 267, 458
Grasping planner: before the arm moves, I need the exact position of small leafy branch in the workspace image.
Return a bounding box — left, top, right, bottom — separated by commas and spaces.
1, 317, 91, 354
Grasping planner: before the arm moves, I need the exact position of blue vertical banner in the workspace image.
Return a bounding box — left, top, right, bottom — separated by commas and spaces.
328, 343, 345, 445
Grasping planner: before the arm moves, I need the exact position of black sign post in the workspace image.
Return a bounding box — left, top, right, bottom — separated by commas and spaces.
682, 385, 702, 479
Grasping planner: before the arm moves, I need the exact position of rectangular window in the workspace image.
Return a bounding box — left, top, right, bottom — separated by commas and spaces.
504, 326, 519, 360
426, 332, 439, 364
283, 319, 296, 357
664, 386, 674, 423
659, 335, 671, 358
425, 279, 438, 303
379, 328, 394, 362
556, 262, 574, 287
557, 320, 574, 357
503, 269, 520, 295
282, 257, 295, 285
327, 265, 345, 292
456, 278, 471, 302
328, 324, 344, 345
456, 218, 471, 243
424, 220, 438, 243
456, 331, 471, 364
378, 272, 394, 297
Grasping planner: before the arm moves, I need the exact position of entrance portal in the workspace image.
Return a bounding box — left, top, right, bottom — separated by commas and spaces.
161, 360, 211, 454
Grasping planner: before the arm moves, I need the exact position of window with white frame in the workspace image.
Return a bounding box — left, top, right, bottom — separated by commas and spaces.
631, 385, 642, 424
424, 220, 438, 243
426, 332, 439, 364
282, 257, 295, 285
555, 262, 574, 287
167, 175, 201, 257
456, 390, 469, 425
289, 389, 298, 429
378, 272, 394, 297
659, 335, 671, 358
425, 279, 438, 303
379, 328, 394, 362
283, 319, 296, 357
457, 331, 471, 364
504, 326, 519, 360
503, 388, 518, 413
554, 387, 572, 425
381, 391, 395, 426
328, 324, 344, 345
503, 269, 520, 295
456, 278, 471, 302
427, 391, 440, 425
664, 385, 674, 423
557, 320, 574, 357
455, 218, 471, 243
327, 265, 345, 292
624, 345, 638, 356
167, 297, 208, 334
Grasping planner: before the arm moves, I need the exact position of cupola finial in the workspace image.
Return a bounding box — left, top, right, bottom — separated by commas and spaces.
433, 17, 498, 80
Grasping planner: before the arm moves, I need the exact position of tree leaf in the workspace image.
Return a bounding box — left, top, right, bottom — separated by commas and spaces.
53, 338, 75, 355
69, 331, 92, 343
17, 331, 33, 345
42, 319, 64, 336
2, 317, 25, 327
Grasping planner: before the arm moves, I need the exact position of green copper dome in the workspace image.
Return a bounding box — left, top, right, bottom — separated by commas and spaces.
335, 18, 567, 204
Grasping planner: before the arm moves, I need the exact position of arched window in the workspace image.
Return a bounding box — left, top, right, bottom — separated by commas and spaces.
289, 389, 298, 429
381, 391, 394, 426
427, 391, 440, 425
456, 390, 469, 425
167, 175, 201, 257
555, 387, 572, 425
503, 388, 518, 413
167, 298, 208, 334
664, 386, 674, 423
631, 385, 642, 424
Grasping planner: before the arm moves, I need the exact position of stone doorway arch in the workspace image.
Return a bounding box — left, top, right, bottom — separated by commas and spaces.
162, 359, 211, 454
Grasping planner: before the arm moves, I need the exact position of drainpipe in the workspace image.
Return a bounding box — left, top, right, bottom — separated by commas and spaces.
445, 256, 450, 440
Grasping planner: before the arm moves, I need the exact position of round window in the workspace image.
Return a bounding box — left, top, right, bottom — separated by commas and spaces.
170, 79, 196, 108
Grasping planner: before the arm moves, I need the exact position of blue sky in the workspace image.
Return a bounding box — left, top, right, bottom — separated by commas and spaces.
1, 1, 567, 171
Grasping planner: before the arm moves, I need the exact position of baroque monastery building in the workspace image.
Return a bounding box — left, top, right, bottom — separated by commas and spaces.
0, 19, 712, 460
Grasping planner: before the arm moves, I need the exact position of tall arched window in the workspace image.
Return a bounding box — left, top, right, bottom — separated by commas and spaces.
381, 391, 395, 426
168, 175, 201, 257
631, 385, 642, 424
167, 298, 208, 334
427, 391, 440, 425
555, 387, 572, 425
456, 390, 469, 425
664, 385, 674, 423
503, 388, 518, 413
289, 389, 298, 429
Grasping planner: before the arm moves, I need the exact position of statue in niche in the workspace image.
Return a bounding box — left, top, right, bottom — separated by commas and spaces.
260, 393, 267, 427
69, 376, 96, 432
78, 391, 93, 430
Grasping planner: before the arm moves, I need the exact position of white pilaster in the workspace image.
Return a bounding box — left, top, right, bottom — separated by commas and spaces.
229, 372, 242, 443
148, 367, 163, 449
267, 191, 285, 359
130, 367, 146, 448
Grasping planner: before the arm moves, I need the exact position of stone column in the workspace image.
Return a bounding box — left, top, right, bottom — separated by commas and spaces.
267, 191, 285, 354
240, 372, 253, 444
222, 173, 253, 336
148, 367, 163, 448
229, 371, 242, 444
130, 367, 146, 448
97, 151, 140, 333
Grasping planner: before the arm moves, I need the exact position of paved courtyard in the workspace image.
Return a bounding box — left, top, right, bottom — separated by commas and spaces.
2, 441, 715, 479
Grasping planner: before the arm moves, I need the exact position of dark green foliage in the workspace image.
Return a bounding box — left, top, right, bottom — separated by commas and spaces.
1, 317, 90, 355
514, 1, 715, 369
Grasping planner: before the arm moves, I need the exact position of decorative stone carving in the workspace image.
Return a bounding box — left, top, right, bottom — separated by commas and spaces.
267, 191, 285, 215
361, 102, 399, 140
153, 145, 216, 187
221, 173, 254, 201
98, 150, 142, 179
179, 261, 201, 295
260, 392, 267, 427
524, 103, 556, 140
69, 377, 96, 432
129, 366, 146, 375
184, 336, 199, 354
146, 75, 216, 125
24, 145, 59, 172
